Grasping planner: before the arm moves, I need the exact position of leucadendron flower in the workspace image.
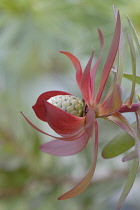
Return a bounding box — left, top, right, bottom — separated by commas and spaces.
22, 8, 140, 208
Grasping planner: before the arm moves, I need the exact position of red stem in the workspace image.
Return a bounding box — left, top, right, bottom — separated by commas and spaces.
119, 103, 140, 113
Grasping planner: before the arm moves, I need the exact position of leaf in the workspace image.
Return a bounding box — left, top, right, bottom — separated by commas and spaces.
102, 130, 135, 159
116, 159, 139, 210
44, 100, 85, 135
127, 16, 140, 55
125, 29, 136, 107
90, 29, 104, 100
58, 116, 98, 200
21, 112, 85, 141
113, 5, 125, 85
94, 11, 121, 105
122, 150, 138, 162
40, 108, 95, 156
40, 132, 90, 156
81, 52, 94, 105
59, 51, 82, 89
32, 90, 72, 122
106, 112, 136, 138
123, 73, 140, 85
96, 84, 122, 117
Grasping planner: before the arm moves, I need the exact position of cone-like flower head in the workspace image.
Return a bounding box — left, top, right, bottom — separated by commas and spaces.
47, 95, 84, 117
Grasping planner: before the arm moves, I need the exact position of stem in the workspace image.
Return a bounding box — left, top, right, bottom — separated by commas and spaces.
119, 103, 140, 113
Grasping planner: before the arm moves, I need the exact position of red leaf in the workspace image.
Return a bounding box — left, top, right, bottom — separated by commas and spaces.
44, 101, 85, 135
40, 108, 95, 156
58, 118, 98, 200
21, 112, 85, 141
106, 112, 136, 138
90, 29, 104, 100
81, 52, 94, 105
94, 12, 121, 105
32, 91, 71, 122
40, 132, 90, 156
60, 51, 82, 89
96, 84, 122, 116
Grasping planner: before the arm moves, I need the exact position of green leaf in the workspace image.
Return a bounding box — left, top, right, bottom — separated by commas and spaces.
116, 159, 139, 210
125, 29, 136, 107
102, 130, 135, 159
113, 6, 125, 85
123, 73, 140, 84
127, 16, 140, 55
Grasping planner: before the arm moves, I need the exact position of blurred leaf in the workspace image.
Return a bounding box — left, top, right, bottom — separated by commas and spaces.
116, 159, 139, 210
122, 150, 138, 162
123, 73, 140, 84
102, 130, 135, 159
113, 6, 125, 85
127, 16, 140, 55
0, 166, 30, 189
125, 28, 136, 107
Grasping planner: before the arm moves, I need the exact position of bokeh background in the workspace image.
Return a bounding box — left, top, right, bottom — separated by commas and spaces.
0, 0, 140, 210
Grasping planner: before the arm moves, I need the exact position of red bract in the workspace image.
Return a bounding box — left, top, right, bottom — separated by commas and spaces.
21, 10, 140, 201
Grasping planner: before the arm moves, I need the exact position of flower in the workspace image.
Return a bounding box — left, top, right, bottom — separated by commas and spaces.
21, 9, 140, 204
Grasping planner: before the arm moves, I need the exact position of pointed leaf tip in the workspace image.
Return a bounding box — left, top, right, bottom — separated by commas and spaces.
59, 51, 82, 89
58, 119, 98, 200
116, 159, 139, 210
94, 11, 121, 104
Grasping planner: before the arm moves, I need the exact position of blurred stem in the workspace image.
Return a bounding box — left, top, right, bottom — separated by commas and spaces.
119, 103, 140, 113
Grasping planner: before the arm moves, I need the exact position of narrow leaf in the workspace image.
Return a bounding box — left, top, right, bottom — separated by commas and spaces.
21, 112, 85, 141
40, 132, 90, 156
134, 112, 140, 163
90, 29, 104, 100
96, 84, 122, 117
123, 73, 140, 84
125, 29, 136, 107
58, 116, 98, 200
122, 150, 138, 162
116, 159, 139, 210
106, 112, 136, 138
127, 16, 140, 55
113, 5, 125, 85
94, 11, 121, 105
81, 52, 94, 105
60, 51, 82, 89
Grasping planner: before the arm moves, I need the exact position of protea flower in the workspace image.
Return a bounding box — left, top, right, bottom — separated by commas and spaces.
22, 8, 140, 208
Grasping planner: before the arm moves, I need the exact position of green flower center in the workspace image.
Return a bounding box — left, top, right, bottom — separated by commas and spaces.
47, 95, 84, 117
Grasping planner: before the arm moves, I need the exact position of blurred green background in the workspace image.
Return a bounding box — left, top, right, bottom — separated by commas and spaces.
0, 0, 140, 210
